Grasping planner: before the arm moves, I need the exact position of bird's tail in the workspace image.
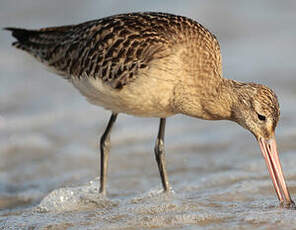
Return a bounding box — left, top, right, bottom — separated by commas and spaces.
4, 26, 73, 62
5, 27, 39, 51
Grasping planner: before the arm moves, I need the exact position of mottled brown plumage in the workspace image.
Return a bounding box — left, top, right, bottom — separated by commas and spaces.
6, 12, 294, 208
6, 12, 221, 89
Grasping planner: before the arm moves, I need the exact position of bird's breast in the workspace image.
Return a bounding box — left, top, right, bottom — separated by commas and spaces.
71, 67, 178, 118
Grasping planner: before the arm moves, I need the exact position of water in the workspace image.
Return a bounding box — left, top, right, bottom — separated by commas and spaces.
1, 0, 296, 229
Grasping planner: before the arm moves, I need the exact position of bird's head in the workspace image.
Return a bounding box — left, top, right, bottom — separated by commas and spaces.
232, 83, 280, 140
232, 82, 294, 208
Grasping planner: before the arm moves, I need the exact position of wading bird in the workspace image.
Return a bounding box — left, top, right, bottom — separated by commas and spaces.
5, 12, 295, 208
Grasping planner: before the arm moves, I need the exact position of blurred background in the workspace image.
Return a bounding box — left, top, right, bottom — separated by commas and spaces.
1, 0, 296, 229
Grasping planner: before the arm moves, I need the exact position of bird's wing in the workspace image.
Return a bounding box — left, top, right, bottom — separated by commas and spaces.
6, 13, 173, 89
6, 12, 222, 88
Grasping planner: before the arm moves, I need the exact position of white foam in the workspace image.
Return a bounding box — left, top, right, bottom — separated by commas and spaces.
37, 178, 119, 212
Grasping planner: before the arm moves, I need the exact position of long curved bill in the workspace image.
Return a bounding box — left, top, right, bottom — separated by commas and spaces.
258, 134, 295, 208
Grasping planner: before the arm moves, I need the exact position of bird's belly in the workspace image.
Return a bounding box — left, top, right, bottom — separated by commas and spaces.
71, 74, 176, 117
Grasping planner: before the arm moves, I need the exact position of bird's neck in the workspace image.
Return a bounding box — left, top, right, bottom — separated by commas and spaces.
172, 77, 243, 121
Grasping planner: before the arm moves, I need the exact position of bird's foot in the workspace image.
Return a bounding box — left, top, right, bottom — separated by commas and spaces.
280, 200, 296, 210
163, 186, 175, 194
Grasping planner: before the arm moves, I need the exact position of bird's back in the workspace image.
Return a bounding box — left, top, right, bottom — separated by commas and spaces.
6, 12, 222, 89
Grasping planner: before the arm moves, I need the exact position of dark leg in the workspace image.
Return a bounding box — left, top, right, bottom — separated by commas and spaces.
99, 113, 118, 195
154, 118, 170, 192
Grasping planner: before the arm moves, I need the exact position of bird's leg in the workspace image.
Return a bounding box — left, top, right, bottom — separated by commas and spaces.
99, 113, 118, 195
154, 118, 170, 192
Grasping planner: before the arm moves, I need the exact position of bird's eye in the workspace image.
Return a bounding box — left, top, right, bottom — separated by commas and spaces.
257, 114, 266, 121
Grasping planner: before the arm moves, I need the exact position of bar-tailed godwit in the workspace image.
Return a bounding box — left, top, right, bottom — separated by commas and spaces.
5, 12, 294, 208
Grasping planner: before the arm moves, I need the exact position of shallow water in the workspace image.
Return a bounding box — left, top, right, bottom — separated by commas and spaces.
1, 0, 296, 229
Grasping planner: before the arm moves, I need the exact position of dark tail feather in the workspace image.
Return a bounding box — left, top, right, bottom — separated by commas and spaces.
5, 27, 35, 42
5, 26, 72, 48
5, 25, 73, 66
4, 26, 68, 60
4, 27, 40, 50
5, 27, 59, 64
5, 24, 74, 42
